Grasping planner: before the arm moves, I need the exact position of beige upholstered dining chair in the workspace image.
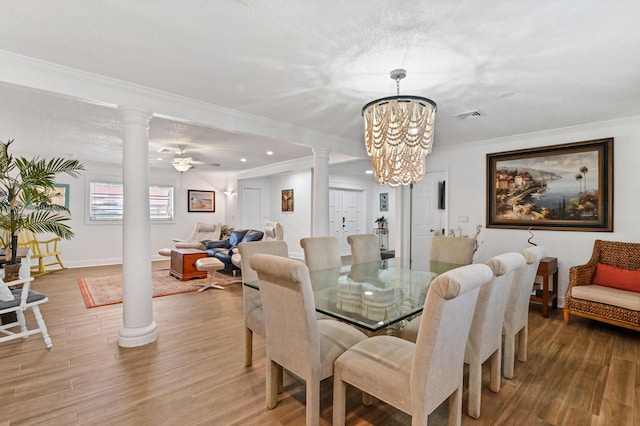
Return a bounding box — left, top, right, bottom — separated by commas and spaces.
429, 235, 476, 274
332, 263, 494, 426
300, 236, 342, 271
503, 245, 547, 379
237, 240, 289, 367
346, 233, 381, 264
464, 252, 525, 418
249, 254, 367, 426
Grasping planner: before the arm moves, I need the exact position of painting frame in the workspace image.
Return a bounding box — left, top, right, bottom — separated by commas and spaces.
281, 189, 294, 212
50, 183, 70, 209
187, 190, 216, 213
486, 138, 613, 232
379, 192, 388, 211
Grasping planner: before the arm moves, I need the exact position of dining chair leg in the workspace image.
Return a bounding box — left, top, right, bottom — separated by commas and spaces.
306, 379, 320, 426
468, 361, 481, 419
266, 359, 279, 409
490, 348, 501, 392
518, 325, 528, 362
332, 376, 347, 426
503, 333, 515, 379
448, 386, 463, 426
244, 327, 253, 366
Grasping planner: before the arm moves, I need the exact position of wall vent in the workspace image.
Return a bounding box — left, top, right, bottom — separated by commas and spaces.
456, 110, 483, 120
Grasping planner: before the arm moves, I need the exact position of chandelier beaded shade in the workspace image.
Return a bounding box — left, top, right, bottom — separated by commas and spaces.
362, 69, 437, 187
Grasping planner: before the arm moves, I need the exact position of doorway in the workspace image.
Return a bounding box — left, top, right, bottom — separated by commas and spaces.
410, 171, 447, 271
241, 187, 262, 230
329, 188, 364, 255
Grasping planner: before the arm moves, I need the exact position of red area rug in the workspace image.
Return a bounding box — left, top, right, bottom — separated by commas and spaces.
77, 270, 239, 308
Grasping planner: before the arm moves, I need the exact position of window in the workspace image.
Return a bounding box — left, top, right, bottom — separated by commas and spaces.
89, 182, 174, 221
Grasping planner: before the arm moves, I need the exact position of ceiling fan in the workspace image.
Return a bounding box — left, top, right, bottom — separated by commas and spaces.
158, 145, 220, 172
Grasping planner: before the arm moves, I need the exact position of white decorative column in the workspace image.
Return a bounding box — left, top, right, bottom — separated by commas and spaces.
118, 106, 157, 348
312, 147, 331, 236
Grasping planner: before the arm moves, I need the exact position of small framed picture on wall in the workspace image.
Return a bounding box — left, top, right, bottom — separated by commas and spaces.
282, 189, 294, 212
379, 192, 388, 211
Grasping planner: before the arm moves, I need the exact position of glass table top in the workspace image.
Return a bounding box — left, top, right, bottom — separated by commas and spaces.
245, 258, 463, 333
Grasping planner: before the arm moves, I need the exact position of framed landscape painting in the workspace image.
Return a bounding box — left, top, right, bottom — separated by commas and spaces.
188, 190, 215, 212
486, 138, 613, 232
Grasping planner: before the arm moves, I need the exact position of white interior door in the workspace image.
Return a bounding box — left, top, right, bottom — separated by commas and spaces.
329, 188, 364, 255
410, 171, 447, 271
241, 187, 262, 230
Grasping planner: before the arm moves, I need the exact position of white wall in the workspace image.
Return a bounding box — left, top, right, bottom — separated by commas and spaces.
426, 115, 640, 304
24, 158, 227, 267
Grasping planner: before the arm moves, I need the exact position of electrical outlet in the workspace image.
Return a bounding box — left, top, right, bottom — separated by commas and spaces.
458, 215, 469, 223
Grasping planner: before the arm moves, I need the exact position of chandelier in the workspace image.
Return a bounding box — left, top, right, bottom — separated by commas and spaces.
362, 69, 437, 186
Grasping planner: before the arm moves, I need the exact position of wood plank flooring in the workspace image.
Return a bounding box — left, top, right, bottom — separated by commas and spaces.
1, 262, 638, 425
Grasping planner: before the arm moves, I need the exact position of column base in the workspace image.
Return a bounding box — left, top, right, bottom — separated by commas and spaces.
118, 321, 158, 347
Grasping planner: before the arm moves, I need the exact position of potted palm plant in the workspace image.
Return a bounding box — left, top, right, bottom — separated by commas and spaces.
0, 139, 84, 281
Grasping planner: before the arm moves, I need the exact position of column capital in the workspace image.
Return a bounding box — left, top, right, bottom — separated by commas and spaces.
118, 105, 152, 126
312, 146, 331, 159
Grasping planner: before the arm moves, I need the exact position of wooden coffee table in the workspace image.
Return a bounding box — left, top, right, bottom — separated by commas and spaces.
169, 249, 208, 281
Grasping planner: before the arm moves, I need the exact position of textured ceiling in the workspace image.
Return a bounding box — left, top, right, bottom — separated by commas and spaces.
0, 1, 639, 175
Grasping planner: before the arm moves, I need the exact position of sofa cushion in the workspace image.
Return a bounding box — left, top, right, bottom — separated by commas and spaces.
592, 263, 640, 292
572, 284, 640, 311
205, 239, 230, 250
242, 230, 264, 243
229, 230, 249, 247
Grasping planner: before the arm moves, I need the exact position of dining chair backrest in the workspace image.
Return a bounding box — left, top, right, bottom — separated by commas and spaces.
250, 253, 367, 426
237, 240, 289, 366
505, 246, 547, 335
251, 254, 319, 374
465, 251, 525, 418
238, 240, 289, 284
300, 236, 341, 271
332, 263, 494, 426
347, 234, 381, 264
429, 236, 475, 273
503, 245, 547, 379
411, 263, 494, 411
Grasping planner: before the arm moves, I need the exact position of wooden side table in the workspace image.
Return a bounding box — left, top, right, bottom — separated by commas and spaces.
530, 257, 558, 318
170, 249, 208, 281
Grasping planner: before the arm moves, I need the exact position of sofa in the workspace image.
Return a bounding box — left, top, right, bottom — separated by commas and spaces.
205, 229, 264, 273
564, 240, 640, 331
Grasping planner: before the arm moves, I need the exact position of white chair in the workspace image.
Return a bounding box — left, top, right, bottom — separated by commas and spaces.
429, 235, 476, 274
237, 240, 289, 366
249, 254, 367, 426
300, 236, 342, 272
346, 233, 381, 265
465, 252, 525, 418
333, 264, 494, 426
503, 246, 547, 379
263, 220, 284, 241
173, 222, 221, 250
0, 259, 52, 348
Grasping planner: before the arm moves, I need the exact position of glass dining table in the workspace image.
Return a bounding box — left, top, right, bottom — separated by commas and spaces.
244, 258, 463, 333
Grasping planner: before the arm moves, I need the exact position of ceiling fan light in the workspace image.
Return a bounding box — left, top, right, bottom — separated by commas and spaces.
172, 162, 193, 173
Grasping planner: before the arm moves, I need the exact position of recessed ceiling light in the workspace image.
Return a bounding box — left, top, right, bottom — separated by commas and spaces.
266, 151, 274, 156
365, 170, 373, 175
240, 158, 247, 162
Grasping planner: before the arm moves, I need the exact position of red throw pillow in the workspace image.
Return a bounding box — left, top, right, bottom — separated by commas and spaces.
592, 263, 640, 292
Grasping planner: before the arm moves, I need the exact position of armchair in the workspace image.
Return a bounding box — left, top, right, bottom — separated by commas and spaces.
173, 222, 221, 250
18, 230, 65, 276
